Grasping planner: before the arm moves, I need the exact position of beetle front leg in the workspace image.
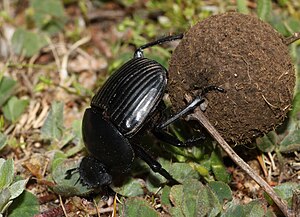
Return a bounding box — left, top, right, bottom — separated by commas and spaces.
153, 95, 206, 147
153, 127, 205, 147
132, 144, 179, 185
154, 85, 225, 147
158, 85, 225, 129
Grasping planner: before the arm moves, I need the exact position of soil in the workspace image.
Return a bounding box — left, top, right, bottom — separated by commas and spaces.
168, 12, 295, 145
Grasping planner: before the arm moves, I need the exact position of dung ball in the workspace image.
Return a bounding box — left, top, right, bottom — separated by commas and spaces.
168, 12, 295, 145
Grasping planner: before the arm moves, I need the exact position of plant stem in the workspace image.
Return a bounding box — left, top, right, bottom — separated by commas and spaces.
187, 109, 292, 217
7, 63, 55, 70
284, 32, 300, 45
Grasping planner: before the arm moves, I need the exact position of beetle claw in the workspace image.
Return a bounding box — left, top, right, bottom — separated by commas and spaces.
167, 179, 181, 186
102, 186, 124, 199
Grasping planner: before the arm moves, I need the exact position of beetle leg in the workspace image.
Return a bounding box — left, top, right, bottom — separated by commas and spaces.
101, 185, 124, 200
153, 85, 224, 146
158, 96, 205, 129
158, 85, 225, 129
153, 128, 205, 147
132, 144, 180, 185
134, 33, 184, 58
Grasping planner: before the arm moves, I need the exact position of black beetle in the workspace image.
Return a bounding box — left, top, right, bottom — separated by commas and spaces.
70, 34, 224, 195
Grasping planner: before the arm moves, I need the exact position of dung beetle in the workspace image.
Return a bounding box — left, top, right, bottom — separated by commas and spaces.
71, 34, 224, 194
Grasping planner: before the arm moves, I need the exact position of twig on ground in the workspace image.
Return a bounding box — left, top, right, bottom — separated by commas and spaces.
60, 36, 91, 84
87, 9, 126, 21
292, 190, 300, 217
284, 32, 300, 45
187, 108, 292, 217
59, 195, 68, 217
45, 35, 61, 72
34, 202, 73, 217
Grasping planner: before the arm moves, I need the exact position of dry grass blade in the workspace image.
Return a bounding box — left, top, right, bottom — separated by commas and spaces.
292, 190, 300, 217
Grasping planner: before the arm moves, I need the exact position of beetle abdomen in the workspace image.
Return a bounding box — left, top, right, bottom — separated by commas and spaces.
91, 57, 167, 136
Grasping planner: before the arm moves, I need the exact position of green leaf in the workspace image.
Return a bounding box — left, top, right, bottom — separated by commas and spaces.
221, 200, 272, 217
50, 151, 67, 172
0, 76, 17, 107
256, 0, 272, 21
208, 181, 232, 204
8, 179, 29, 200
64, 120, 84, 157
279, 128, 300, 152
120, 197, 159, 217
236, 0, 249, 14
277, 0, 288, 6
11, 28, 48, 57
58, 130, 76, 149
30, 0, 66, 34
169, 179, 221, 217
160, 185, 172, 208
210, 151, 231, 183
0, 158, 5, 168
31, 0, 65, 19
290, 92, 300, 121
71, 119, 82, 141
115, 178, 144, 197
243, 200, 265, 216
0, 188, 11, 214
169, 184, 184, 216
189, 162, 210, 177
146, 160, 199, 193
51, 159, 93, 197
221, 202, 244, 217
8, 191, 39, 217
286, 18, 300, 33
65, 142, 84, 157
256, 132, 276, 152
2, 97, 29, 123
41, 101, 64, 141
145, 158, 171, 193
276, 86, 300, 152
0, 158, 14, 190
169, 162, 199, 182
272, 182, 300, 207
0, 133, 7, 151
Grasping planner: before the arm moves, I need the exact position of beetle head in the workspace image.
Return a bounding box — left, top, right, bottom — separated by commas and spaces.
79, 156, 112, 188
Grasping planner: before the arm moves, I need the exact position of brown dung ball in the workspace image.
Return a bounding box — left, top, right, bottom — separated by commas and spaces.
168, 12, 295, 145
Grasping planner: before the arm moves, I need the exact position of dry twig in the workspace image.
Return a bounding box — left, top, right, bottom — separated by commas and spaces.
284, 32, 300, 45
187, 109, 293, 217
60, 36, 91, 84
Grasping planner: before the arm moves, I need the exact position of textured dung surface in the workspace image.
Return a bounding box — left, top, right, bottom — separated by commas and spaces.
168, 12, 295, 144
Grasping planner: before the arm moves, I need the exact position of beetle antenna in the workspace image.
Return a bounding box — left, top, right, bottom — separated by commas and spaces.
134, 33, 184, 58
65, 168, 85, 186
65, 167, 79, 179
